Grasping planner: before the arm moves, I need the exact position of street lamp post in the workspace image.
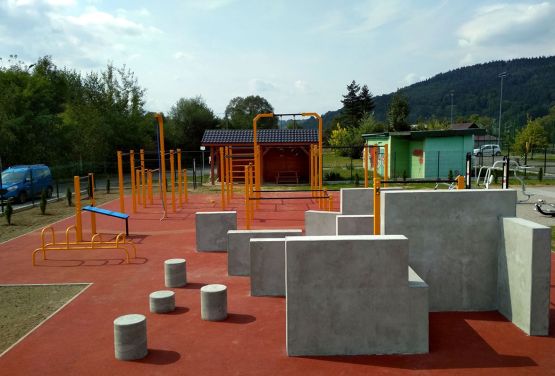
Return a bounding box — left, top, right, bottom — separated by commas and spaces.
498, 72, 507, 145
449, 90, 454, 126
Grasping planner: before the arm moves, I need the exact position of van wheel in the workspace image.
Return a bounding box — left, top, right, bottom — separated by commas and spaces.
46, 187, 53, 198
18, 191, 27, 204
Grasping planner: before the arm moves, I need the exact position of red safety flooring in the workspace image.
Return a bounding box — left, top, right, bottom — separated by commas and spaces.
0, 191, 554, 376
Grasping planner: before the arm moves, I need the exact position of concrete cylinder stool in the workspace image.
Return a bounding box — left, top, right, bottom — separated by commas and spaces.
164, 258, 187, 288
200, 284, 228, 321
114, 314, 148, 360
149, 290, 175, 313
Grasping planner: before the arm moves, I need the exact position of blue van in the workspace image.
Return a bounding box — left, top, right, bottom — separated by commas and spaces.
0, 165, 53, 203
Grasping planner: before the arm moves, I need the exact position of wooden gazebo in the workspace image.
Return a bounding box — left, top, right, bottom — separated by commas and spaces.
201, 129, 318, 184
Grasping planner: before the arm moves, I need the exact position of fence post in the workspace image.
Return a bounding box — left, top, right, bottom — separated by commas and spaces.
544, 148, 547, 173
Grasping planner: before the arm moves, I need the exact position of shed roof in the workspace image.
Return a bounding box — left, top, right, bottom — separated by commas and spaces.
363, 128, 485, 140
449, 122, 479, 130
201, 129, 318, 145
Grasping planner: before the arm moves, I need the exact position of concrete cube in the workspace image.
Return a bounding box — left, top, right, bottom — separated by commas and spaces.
498, 217, 551, 335
196, 211, 237, 251
336, 215, 374, 235
227, 229, 302, 276
304, 211, 340, 236
340, 188, 373, 215
285, 235, 428, 356
250, 238, 286, 296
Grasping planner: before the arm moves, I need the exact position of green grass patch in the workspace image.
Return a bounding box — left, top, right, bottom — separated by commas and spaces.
0, 284, 88, 355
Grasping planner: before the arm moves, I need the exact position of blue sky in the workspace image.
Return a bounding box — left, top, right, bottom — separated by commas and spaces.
1, 0, 554, 117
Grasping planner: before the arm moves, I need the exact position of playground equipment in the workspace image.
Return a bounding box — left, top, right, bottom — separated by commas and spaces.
476, 156, 534, 202
32, 173, 136, 265
116, 115, 189, 216
535, 199, 555, 217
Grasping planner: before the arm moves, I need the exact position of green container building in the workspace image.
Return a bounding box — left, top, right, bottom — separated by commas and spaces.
363, 129, 485, 179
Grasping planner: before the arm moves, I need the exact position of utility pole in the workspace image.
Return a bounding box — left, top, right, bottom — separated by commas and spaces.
450, 90, 454, 126
498, 72, 507, 144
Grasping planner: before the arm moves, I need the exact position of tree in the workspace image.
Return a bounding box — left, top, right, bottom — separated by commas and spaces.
340, 80, 361, 127
359, 85, 375, 115
167, 96, 219, 150
513, 118, 549, 154
387, 90, 410, 131
224, 95, 275, 129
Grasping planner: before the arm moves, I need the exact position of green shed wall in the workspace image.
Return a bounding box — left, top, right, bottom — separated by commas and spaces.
423, 135, 473, 178
389, 137, 409, 179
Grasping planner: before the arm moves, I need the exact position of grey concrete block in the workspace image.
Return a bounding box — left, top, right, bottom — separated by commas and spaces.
285, 235, 428, 356
164, 258, 187, 288
381, 189, 516, 311
149, 290, 176, 313
201, 284, 227, 321
195, 211, 237, 251
227, 229, 302, 276
114, 314, 148, 360
340, 187, 402, 215
305, 211, 340, 236
336, 215, 374, 235
340, 188, 373, 215
498, 217, 551, 336
250, 238, 286, 296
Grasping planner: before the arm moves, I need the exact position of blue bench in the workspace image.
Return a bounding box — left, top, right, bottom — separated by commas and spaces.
82, 205, 129, 235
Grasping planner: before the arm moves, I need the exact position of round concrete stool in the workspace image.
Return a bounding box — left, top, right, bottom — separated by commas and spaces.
114, 314, 148, 360
149, 290, 175, 313
164, 258, 187, 288
200, 284, 227, 321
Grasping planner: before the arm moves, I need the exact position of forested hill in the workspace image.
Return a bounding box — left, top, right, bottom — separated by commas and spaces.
314, 56, 555, 129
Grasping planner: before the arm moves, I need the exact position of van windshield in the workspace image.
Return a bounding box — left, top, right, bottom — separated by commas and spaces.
1, 170, 26, 184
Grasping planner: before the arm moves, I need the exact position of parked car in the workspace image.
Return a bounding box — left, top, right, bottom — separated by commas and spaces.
473, 144, 501, 157
0, 165, 53, 203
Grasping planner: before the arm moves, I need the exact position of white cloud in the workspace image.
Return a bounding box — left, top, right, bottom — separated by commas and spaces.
458, 2, 555, 47
248, 78, 277, 93
294, 80, 307, 91
347, 0, 404, 33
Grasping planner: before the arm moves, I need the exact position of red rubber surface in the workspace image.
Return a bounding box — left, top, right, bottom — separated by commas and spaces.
0, 192, 554, 376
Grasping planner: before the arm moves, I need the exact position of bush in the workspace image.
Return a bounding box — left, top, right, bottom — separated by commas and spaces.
66, 187, 72, 206
106, 178, 111, 194
40, 189, 47, 215
324, 171, 342, 181
5, 199, 13, 225
539, 167, 543, 182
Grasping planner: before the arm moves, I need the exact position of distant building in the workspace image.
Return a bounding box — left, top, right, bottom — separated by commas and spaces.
363, 128, 485, 179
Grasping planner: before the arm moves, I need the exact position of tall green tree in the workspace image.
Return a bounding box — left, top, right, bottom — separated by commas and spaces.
340, 80, 361, 127
387, 90, 410, 131
167, 96, 219, 150
224, 95, 275, 129
359, 85, 375, 115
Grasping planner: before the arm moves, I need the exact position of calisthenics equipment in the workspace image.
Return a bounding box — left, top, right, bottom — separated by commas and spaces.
32, 173, 136, 265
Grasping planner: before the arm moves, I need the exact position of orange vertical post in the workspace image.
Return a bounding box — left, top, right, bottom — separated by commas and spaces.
170, 149, 176, 213
147, 169, 153, 204
130, 150, 136, 213
89, 173, 96, 236
220, 147, 225, 209
177, 149, 182, 208
244, 165, 250, 229
155, 114, 167, 218
117, 151, 125, 213
74, 176, 82, 242
140, 149, 146, 208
